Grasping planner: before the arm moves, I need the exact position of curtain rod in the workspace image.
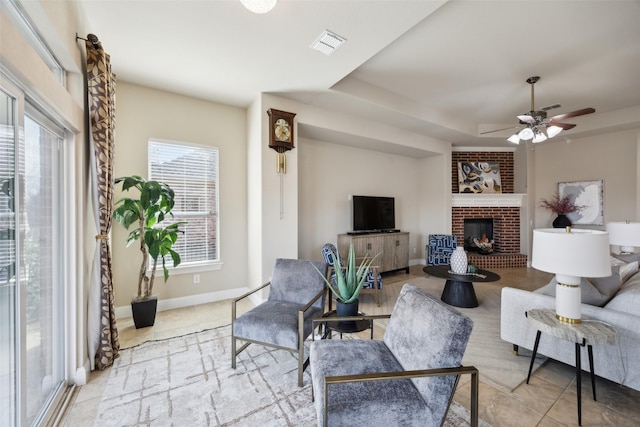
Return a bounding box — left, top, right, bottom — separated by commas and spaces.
76, 33, 100, 49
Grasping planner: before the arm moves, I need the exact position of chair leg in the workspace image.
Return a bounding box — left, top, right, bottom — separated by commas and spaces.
298, 310, 305, 387
231, 302, 236, 368
470, 369, 479, 427
231, 334, 236, 368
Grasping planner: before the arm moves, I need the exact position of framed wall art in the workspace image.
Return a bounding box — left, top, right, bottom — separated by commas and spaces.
457, 161, 502, 194
558, 179, 604, 225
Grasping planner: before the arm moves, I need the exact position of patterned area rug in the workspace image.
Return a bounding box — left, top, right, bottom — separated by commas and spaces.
94, 325, 488, 426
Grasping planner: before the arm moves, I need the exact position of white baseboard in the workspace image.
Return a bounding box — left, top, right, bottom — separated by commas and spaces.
115, 287, 252, 319
409, 258, 424, 267
74, 361, 89, 385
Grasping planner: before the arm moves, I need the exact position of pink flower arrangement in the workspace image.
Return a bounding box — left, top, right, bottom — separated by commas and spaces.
539, 193, 582, 215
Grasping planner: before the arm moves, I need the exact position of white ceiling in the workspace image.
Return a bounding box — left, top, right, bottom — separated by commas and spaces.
79, 0, 640, 150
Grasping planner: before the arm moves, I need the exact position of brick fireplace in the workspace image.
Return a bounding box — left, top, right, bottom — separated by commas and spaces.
452, 194, 527, 268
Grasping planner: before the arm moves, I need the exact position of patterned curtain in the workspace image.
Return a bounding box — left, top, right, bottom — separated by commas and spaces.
84, 35, 119, 370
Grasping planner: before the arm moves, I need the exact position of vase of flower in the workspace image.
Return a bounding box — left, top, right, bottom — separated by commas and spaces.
450, 246, 468, 274
540, 193, 582, 228
552, 214, 572, 229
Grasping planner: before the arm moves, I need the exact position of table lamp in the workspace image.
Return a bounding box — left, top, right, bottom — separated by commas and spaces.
531, 228, 610, 323
606, 221, 640, 254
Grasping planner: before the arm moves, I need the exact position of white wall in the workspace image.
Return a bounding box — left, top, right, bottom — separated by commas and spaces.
532, 129, 639, 230
298, 137, 445, 263
113, 83, 248, 307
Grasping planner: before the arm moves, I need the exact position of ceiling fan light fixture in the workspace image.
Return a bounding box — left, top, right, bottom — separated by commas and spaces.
547, 125, 563, 138
532, 131, 548, 143
518, 127, 534, 140
507, 134, 520, 144
517, 114, 534, 123
240, 0, 277, 14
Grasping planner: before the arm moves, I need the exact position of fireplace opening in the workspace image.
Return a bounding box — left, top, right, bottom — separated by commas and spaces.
464, 218, 494, 253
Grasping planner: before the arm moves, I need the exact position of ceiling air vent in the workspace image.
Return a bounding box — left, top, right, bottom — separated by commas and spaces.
311, 30, 346, 56
542, 104, 561, 111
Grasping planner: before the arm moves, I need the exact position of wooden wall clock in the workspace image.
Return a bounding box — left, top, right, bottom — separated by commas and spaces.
267, 109, 296, 151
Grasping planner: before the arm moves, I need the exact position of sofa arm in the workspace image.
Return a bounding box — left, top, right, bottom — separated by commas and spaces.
500, 287, 556, 350
500, 286, 640, 390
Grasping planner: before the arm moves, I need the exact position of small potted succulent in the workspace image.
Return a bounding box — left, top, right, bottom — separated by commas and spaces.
539, 193, 583, 228
313, 243, 376, 317
113, 175, 186, 328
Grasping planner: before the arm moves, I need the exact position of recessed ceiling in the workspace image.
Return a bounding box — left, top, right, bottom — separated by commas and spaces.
80, 0, 640, 149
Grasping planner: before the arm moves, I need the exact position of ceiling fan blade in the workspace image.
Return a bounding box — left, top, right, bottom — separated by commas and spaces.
550, 107, 595, 122
550, 122, 576, 130
480, 126, 519, 135
517, 114, 535, 123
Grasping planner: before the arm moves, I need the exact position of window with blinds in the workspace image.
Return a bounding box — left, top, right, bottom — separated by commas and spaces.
148, 140, 219, 266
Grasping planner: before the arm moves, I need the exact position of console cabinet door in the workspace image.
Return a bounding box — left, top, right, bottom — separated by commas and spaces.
338, 233, 409, 273
384, 233, 409, 271
338, 235, 383, 263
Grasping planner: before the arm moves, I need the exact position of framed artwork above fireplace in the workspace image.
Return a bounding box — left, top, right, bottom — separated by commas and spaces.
558, 179, 604, 226
457, 161, 502, 194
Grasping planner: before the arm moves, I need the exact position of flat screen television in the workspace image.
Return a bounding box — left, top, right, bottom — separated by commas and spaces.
352, 195, 396, 232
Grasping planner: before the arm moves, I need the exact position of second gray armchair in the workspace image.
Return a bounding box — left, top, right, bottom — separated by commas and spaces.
310, 284, 478, 426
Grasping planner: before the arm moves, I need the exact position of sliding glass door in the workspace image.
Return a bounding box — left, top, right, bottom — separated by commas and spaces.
0, 86, 18, 427
1, 78, 66, 426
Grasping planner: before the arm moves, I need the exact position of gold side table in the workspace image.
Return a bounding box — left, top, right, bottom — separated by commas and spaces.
525, 308, 617, 426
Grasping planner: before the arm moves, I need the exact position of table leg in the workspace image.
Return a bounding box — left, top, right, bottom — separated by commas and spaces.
441, 280, 479, 308
526, 330, 541, 384
588, 345, 596, 401
575, 342, 582, 426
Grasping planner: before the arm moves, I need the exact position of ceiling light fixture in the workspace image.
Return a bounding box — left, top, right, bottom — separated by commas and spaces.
518, 127, 534, 140
240, 0, 277, 14
547, 125, 563, 138
311, 30, 346, 56
532, 130, 547, 143
507, 134, 520, 144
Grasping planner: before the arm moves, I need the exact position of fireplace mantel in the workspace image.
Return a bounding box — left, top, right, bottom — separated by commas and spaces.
452, 193, 526, 208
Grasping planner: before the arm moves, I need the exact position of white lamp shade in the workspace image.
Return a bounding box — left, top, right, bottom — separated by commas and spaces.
531, 228, 611, 279
606, 222, 640, 252
240, 0, 277, 14
547, 125, 563, 138
532, 131, 547, 143
532, 228, 611, 323
518, 127, 534, 140
507, 134, 520, 144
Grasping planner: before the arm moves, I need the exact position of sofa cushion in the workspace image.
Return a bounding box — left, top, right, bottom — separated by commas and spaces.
536, 277, 609, 306
612, 252, 640, 264
579, 257, 638, 305
604, 271, 640, 315
619, 260, 639, 283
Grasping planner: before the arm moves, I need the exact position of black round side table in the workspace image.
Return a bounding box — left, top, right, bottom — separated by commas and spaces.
423, 265, 500, 308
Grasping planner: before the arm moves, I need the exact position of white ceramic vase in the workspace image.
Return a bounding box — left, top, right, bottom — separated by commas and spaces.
450, 246, 468, 274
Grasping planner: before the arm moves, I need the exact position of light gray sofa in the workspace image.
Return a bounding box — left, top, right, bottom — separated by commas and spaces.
501, 256, 640, 392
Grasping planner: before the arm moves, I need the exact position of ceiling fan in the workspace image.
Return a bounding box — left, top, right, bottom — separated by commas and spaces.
482, 76, 595, 144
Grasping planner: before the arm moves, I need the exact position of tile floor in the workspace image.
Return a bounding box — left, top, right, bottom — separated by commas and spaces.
60, 266, 640, 426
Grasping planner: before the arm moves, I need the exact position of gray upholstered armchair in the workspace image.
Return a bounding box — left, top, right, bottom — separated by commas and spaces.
309, 284, 479, 427
231, 258, 327, 386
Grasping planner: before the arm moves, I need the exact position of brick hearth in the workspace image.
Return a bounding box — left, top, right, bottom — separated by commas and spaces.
452, 205, 527, 268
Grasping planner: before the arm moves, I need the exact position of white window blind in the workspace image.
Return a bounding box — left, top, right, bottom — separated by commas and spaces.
148, 140, 219, 265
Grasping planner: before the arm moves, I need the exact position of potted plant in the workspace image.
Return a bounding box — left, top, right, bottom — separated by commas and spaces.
313, 243, 376, 317
113, 175, 186, 328
539, 193, 583, 228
